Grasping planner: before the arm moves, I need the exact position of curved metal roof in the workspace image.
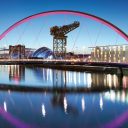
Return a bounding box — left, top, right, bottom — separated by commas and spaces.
32, 47, 53, 58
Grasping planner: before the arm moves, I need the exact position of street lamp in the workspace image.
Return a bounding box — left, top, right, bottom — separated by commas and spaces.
82, 46, 85, 61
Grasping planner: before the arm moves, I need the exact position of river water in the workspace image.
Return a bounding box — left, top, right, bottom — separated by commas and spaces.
0, 65, 128, 128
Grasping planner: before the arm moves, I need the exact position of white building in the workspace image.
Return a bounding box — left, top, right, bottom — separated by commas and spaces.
90, 44, 128, 63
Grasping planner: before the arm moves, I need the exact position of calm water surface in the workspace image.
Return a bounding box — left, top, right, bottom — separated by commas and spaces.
0, 65, 128, 128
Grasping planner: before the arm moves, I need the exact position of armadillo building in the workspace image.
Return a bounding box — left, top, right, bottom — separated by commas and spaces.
31, 47, 53, 59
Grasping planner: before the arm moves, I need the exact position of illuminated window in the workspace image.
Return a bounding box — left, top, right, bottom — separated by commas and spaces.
123, 57, 125, 61
123, 45, 126, 51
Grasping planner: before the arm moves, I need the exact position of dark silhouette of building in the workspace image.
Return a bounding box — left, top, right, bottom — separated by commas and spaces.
9, 44, 25, 59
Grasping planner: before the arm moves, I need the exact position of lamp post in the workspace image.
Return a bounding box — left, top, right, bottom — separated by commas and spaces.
82, 46, 85, 61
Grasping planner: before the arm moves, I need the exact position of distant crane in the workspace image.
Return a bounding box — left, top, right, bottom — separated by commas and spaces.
50, 21, 80, 59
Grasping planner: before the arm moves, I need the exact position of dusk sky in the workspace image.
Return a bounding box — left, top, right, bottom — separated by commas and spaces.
0, 0, 128, 53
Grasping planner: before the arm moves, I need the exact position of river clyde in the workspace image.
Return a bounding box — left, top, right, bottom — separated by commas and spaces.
0, 65, 128, 127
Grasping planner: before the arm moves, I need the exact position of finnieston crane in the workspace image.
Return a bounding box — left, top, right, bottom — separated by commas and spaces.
50, 21, 80, 59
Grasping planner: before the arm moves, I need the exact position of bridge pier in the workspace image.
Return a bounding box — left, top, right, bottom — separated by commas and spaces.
117, 67, 123, 89
117, 67, 123, 77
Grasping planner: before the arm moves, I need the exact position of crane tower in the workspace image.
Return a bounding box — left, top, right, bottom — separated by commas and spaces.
50, 21, 80, 59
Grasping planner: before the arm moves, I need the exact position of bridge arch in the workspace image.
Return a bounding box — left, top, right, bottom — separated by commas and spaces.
0, 10, 128, 41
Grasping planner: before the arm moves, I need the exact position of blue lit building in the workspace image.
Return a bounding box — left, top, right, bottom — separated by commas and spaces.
31, 47, 53, 59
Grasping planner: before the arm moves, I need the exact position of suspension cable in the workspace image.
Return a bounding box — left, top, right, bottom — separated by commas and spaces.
83, 21, 93, 52
94, 24, 103, 47
17, 21, 31, 44
33, 19, 46, 47
115, 33, 119, 45
71, 25, 82, 53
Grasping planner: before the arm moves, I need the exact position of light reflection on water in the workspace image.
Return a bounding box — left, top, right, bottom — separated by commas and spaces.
0, 90, 128, 127
0, 65, 127, 89
0, 65, 128, 127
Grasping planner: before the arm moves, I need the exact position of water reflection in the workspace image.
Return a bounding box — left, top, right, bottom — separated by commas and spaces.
81, 96, 85, 112
105, 90, 128, 103
0, 90, 128, 128
32, 68, 124, 89
91, 73, 119, 88
9, 65, 25, 83
123, 76, 128, 88
33, 67, 52, 82
41, 103, 46, 117
99, 95, 103, 111
0, 65, 128, 127
53, 70, 66, 87
4, 101, 7, 112
51, 93, 78, 115
0, 65, 127, 90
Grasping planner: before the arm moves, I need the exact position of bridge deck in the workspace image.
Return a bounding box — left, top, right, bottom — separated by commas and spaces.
0, 59, 127, 74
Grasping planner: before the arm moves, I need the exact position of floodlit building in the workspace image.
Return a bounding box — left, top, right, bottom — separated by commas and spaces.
90, 44, 128, 63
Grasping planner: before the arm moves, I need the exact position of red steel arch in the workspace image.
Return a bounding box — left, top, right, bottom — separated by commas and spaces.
0, 10, 128, 41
